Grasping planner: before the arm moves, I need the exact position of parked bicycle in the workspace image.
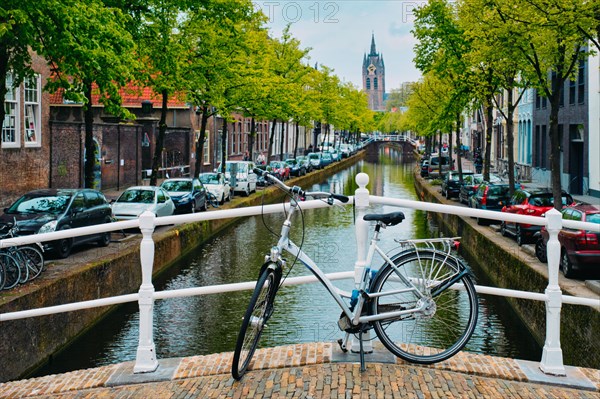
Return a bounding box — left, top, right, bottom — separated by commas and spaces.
0, 219, 45, 290
231, 170, 479, 379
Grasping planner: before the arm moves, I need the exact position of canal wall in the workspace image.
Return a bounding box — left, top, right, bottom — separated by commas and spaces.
0, 152, 365, 383
413, 174, 600, 369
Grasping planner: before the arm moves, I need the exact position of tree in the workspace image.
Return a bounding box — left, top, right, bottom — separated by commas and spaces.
39, 1, 137, 188
185, 0, 267, 173
1, 1, 137, 188
488, 0, 592, 208
413, 0, 473, 179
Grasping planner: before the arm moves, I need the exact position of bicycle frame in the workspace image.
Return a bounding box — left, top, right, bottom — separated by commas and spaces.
268, 197, 432, 329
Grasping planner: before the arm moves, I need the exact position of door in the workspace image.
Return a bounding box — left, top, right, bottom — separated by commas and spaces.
569, 142, 584, 195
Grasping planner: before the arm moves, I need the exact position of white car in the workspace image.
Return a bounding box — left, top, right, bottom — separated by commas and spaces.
199, 172, 231, 204
223, 161, 257, 196
111, 186, 175, 220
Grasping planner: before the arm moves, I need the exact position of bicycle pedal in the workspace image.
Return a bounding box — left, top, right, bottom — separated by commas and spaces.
337, 338, 348, 353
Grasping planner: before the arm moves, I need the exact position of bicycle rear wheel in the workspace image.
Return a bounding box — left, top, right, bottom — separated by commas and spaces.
20, 246, 45, 281
232, 264, 281, 380
369, 250, 478, 364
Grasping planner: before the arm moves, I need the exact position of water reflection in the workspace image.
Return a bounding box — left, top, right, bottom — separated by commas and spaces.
33, 146, 540, 377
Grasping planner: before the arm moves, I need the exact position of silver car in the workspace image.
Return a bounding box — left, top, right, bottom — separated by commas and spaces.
111, 186, 175, 220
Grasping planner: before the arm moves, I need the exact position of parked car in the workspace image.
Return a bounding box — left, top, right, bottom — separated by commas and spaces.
321, 151, 333, 167
295, 155, 313, 173
420, 160, 430, 178
501, 188, 574, 246
469, 182, 517, 225
427, 153, 453, 179
339, 143, 352, 158
441, 170, 474, 200
328, 148, 340, 162
223, 161, 257, 196
0, 189, 113, 258
161, 178, 208, 213
112, 186, 175, 221
307, 152, 323, 169
285, 158, 306, 177
269, 161, 291, 180
534, 204, 600, 278
458, 174, 502, 204
198, 173, 230, 204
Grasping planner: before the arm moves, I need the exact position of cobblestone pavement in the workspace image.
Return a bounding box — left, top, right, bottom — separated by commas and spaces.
1, 343, 598, 398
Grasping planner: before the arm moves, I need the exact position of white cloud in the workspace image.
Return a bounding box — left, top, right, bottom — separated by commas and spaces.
255, 0, 422, 90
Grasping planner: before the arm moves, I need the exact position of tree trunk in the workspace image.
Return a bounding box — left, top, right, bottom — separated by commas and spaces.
220, 118, 228, 171
267, 118, 276, 163
455, 112, 463, 180
293, 121, 300, 158
150, 90, 169, 185
438, 131, 443, 177
484, 101, 493, 181
83, 81, 96, 188
506, 89, 516, 196
193, 106, 209, 178
279, 121, 285, 160
248, 117, 256, 161
548, 90, 563, 210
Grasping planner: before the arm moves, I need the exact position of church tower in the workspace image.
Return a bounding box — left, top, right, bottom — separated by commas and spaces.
362, 33, 386, 111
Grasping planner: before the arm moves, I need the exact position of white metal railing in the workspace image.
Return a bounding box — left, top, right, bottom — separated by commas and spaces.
1, 173, 599, 377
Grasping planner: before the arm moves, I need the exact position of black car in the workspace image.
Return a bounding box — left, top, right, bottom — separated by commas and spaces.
160, 178, 207, 213
469, 182, 517, 225
0, 189, 113, 258
441, 170, 474, 200
420, 160, 430, 178
285, 158, 306, 177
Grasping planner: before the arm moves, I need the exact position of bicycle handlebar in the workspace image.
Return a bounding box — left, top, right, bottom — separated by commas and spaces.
253, 168, 349, 204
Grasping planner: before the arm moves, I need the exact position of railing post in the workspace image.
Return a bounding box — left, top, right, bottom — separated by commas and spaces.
351, 172, 372, 353
539, 208, 566, 376
134, 211, 159, 373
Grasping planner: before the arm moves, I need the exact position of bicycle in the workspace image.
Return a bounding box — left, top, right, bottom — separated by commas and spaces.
231, 170, 479, 380
0, 219, 45, 289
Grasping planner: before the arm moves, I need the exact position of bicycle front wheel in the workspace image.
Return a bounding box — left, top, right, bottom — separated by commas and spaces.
1, 252, 21, 290
369, 250, 478, 364
232, 264, 281, 380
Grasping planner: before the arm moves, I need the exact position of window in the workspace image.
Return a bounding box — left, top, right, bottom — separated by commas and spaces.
24, 75, 41, 146
374, 77, 378, 89
203, 130, 210, 164
577, 60, 585, 104
535, 91, 540, 109
2, 73, 19, 148
366, 78, 370, 90
569, 78, 576, 105
541, 95, 547, 109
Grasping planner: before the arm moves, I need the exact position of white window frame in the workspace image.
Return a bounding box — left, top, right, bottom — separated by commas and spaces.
23, 74, 41, 147
203, 130, 210, 165
2, 72, 20, 148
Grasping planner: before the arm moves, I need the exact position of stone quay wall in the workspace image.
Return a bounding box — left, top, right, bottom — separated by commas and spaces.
0, 151, 365, 383
413, 173, 599, 369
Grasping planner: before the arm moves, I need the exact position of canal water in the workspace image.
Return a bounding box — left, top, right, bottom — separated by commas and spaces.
33, 147, 541, 377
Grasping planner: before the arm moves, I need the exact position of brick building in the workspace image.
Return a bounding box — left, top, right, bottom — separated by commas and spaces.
0, 54, 52, 208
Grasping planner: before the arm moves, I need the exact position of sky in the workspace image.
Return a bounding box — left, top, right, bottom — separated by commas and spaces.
253, 0, 424, 90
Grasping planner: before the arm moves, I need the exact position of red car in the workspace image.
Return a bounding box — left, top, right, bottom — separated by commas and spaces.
501, 188, 574, 245
269, 161, 290, 180
535, 204, 600, 278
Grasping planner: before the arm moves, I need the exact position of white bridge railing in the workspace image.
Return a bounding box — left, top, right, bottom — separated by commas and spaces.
1, 173, 599, 377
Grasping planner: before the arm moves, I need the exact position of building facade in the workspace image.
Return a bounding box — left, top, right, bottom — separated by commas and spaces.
362, 34, 386, 111
532, 60, 589, 195
1, 54, 52, 208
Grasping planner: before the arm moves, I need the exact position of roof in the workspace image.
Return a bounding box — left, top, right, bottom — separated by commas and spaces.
49, 84, 189, 109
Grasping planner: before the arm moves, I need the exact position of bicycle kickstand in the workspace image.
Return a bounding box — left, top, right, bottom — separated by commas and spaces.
358, 329, 366, 372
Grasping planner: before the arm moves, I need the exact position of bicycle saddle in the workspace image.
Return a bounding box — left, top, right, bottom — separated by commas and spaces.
363, 212, 405, 226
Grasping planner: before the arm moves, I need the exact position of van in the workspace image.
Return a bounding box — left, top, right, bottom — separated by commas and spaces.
427, 153, 453, 178
224, 161, 257, 196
